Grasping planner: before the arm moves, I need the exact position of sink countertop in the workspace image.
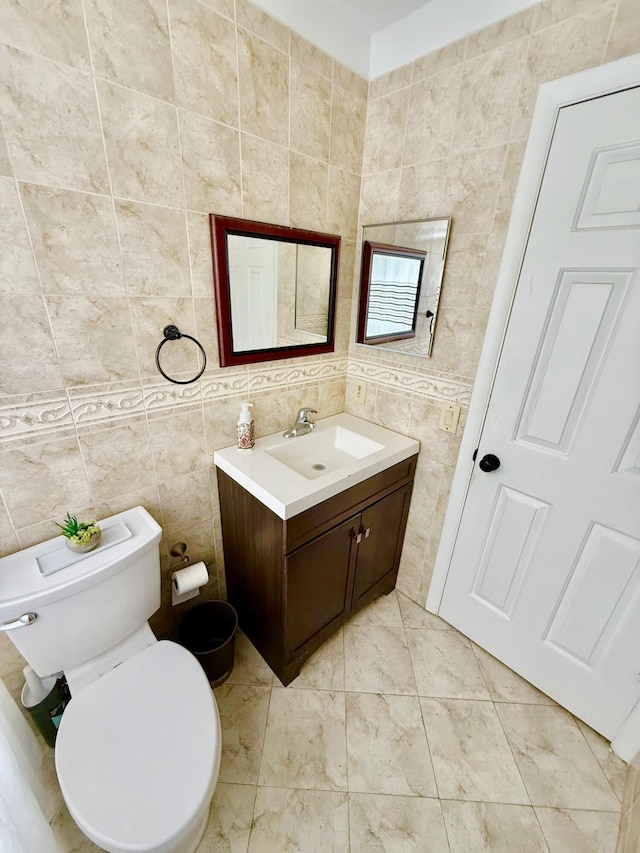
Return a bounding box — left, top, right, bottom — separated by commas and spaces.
213, 413, 419, 519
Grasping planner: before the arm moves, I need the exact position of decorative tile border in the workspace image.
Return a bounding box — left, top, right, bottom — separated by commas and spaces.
457, 384, 473, 407
0, 356, 471, 445
285, 359, 349, 387
0, 394, 73, 440
143, 379, 202, 411
202, 370, 250, 402
348, 357, 473, 405
70, 384, 145, 424
0, 357, 348, 445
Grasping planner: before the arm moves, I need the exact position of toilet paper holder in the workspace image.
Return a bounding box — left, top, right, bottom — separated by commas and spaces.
171, 561, 209, 606
169, 541, 189, 564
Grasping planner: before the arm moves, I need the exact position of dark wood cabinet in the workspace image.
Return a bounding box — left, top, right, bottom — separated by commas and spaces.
350, 485, 410, 611
217, 455, 417, 685
285, 515, 355, 656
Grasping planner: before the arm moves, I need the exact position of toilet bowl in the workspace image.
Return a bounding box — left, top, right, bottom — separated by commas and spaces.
56, 641, 221, 853
0, 506, 222, 853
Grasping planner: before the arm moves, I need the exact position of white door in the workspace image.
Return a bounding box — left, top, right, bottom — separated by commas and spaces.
439, 84, 640, 743
227, 235, 278, 350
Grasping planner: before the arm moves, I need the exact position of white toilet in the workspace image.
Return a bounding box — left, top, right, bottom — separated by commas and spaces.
0, 506, 221, 853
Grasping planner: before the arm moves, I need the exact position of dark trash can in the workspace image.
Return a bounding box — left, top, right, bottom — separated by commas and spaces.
178, 600, 238, 687
21, 673, 70, 747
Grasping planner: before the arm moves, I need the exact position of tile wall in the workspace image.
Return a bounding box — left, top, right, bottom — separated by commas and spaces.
347, 0, 640, 605
0, 0, 366, 636
0, 0, 639, 637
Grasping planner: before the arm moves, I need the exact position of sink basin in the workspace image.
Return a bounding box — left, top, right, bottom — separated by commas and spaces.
213, 413, 419, 519
265, 426, 384, 479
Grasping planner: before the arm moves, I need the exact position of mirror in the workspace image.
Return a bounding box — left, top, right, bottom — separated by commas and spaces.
356, 218, 451, 358
210, 215, 340, 367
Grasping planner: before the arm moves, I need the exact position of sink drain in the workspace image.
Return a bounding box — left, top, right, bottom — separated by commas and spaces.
312, 463, 326, 471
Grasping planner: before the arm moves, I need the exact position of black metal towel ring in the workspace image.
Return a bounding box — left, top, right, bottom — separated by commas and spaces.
155, 325, 207, 385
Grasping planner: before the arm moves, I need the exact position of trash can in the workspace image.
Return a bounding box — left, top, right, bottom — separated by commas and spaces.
178, 600, 238, 687
21, 669, 70, 747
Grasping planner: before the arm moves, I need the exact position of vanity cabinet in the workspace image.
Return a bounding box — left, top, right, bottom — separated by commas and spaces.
217, 455, 417, 685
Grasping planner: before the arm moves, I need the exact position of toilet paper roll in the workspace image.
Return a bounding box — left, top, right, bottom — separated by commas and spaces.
172, 561, 208, 595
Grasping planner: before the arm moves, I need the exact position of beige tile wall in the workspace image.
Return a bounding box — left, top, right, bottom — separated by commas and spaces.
348, 0, 640, 605
0, 0, 639, 638
0, 0, 365, 636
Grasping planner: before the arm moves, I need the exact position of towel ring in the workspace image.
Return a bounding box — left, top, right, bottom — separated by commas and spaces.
155, 325, 207, 385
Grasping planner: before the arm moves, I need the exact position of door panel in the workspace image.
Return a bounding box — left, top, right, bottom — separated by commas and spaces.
543, 524, 640, 667
439, 84, 640, 741
516, 270, 632, 453
616, 409, 640, 478
471, 486, 550, 617
575, 142, 640, 229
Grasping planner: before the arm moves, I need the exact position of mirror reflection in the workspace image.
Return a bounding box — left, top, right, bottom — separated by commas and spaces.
211, 215, 340, 367
227, 236, 332, 349
360, 242, 426, 343
356, 218, 451, 358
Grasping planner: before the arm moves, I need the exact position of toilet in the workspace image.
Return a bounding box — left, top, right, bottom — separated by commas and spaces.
0, 506, 221, 853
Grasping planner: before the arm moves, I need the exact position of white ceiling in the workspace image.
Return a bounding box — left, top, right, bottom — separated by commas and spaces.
322, 0, 435, 35
249, 0, 538, 78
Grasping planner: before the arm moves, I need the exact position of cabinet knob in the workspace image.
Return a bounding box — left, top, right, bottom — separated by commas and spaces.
352, 530, 363, 544
363, 527, 371, 539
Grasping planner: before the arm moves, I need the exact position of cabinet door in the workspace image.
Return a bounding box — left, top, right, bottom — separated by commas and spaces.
351, 484, 413, 611
285, 515, 358, 656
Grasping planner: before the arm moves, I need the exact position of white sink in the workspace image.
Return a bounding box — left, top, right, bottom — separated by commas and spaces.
213, 413, 419, 519
265, 425, 384, 480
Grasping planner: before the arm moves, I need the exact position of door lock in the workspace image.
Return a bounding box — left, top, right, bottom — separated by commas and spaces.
479, 453, 501, 472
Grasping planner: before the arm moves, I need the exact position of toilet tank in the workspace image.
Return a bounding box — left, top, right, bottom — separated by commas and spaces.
0, 506, 162, 677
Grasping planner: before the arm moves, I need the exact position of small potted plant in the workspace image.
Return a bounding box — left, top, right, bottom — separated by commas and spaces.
56, 512, 101, 554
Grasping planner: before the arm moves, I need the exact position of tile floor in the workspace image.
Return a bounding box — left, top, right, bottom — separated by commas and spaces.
1, 590, 627, 852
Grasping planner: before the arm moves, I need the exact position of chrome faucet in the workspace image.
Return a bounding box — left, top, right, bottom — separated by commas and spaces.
283, 407, 318, 438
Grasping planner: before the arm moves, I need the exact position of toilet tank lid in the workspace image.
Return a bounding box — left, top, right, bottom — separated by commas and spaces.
0, 506, 161, 619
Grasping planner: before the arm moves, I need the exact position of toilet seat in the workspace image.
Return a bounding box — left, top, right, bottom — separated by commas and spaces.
55, 641, 221, 853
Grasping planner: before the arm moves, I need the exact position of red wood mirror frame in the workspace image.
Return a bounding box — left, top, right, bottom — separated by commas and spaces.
210, 215, 341, 367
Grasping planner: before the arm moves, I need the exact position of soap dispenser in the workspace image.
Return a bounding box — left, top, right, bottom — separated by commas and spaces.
237, 402, 255, 450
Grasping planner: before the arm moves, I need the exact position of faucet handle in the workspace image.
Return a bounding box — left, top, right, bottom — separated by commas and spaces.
296, 407, 318, 421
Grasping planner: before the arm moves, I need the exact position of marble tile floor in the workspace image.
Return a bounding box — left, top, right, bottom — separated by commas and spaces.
0, 590, 627, 852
